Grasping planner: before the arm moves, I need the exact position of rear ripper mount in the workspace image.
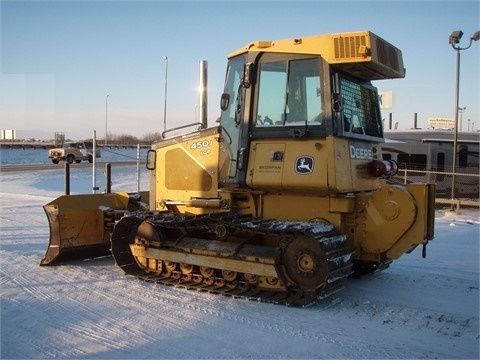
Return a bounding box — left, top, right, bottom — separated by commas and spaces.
111, 212, 354, 307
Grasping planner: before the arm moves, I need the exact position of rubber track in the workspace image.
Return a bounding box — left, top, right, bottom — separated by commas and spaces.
111, 212, 354, 307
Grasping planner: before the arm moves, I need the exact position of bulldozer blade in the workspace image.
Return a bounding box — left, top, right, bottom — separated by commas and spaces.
40, 191, 148, 266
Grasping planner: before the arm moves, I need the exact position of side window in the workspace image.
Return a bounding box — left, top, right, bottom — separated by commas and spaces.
458, 145, 468, 168
410, 154, 427, 171
397, 154, 409, 167
224, 64, 243, 125
436, 152, 445, 181
256, 58, 322, 127
397, 153, 427, 175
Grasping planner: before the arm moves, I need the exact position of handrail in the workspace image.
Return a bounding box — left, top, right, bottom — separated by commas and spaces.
162, 123, 206, 139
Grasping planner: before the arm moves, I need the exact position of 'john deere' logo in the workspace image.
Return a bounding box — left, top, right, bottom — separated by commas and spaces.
295, 156, 314, 174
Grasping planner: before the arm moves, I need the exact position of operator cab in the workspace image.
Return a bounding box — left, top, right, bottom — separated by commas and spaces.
218, 52, 385, 187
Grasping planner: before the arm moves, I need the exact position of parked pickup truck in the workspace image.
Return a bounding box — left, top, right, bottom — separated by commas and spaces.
48, 141, 101, 164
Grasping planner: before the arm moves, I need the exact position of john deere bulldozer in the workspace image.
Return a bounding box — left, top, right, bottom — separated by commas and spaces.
42, 31, 435, 306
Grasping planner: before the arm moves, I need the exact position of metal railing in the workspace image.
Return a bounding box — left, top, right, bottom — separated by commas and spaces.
387, 167, 479, 210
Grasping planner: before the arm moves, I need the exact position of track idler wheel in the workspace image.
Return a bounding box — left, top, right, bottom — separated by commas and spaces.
134, 221, 164, 247
282, 236, 328, 290
131, 220, 165, 271
200, 266, 214, 277
180, 263, 194, 274
222, 270, 237, 281
244, 273, 258, 285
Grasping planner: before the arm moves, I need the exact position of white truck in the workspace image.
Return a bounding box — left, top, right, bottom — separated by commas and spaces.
48, 141, 101, 164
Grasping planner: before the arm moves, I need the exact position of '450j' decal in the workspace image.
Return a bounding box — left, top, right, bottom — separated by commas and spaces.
190, 140, 213, 149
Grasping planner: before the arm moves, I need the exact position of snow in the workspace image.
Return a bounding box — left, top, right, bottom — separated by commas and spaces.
1, 165, 479, 359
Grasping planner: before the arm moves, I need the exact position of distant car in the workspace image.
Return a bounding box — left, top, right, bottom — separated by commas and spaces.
48, 141, 101, 164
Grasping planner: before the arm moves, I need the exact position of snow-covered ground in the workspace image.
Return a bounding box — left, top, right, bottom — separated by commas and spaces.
1, 166, 479, 359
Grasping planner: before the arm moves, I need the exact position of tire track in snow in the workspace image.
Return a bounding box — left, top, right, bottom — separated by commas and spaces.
102, 278, 382, 358
1, 254, 192, 359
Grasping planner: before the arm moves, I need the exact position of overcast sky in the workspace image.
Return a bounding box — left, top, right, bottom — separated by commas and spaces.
1, 0, 479, 140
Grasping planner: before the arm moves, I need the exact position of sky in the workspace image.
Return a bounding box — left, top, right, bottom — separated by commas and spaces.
1, 0, 479, 140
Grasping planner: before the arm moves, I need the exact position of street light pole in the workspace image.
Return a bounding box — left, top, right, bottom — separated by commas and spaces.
105, 94, 109, 146
163, 56, 168, 135
448, 30, 479, 206
458, 106, 466, 131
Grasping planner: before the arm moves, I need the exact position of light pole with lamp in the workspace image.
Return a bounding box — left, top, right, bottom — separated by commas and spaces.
105, 94, 109, 146
448, 30, 479, 205
163, 56, 168, 135
458, 106, 466, 131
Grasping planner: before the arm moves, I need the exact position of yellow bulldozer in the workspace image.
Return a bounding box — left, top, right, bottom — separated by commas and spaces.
41, 31, 435, 306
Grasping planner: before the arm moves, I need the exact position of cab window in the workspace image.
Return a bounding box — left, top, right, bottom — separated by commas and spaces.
256, 58, 322, 127
340, 77, 383, 138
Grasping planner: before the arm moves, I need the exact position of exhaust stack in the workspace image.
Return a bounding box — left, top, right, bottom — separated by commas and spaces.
199, 60, 208, 129
161, 60, 209, 138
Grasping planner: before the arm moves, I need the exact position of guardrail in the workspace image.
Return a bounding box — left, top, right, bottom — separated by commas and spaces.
388, 167, 480, 210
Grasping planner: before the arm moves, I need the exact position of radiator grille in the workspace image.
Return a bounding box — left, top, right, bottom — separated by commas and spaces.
375, 37, 401, 73
333, 35, 367, 59
332, 33, 403, 77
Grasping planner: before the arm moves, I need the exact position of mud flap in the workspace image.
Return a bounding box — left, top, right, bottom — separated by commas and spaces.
40, 191, 148, 266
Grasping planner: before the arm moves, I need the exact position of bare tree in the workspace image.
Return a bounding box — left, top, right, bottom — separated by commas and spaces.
141, 132, 163, 143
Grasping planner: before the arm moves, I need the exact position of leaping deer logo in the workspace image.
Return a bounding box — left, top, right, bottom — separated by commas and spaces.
295, 156, 314, 174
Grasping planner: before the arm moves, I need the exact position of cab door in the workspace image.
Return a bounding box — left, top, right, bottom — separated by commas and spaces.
218, 56, 247, 187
